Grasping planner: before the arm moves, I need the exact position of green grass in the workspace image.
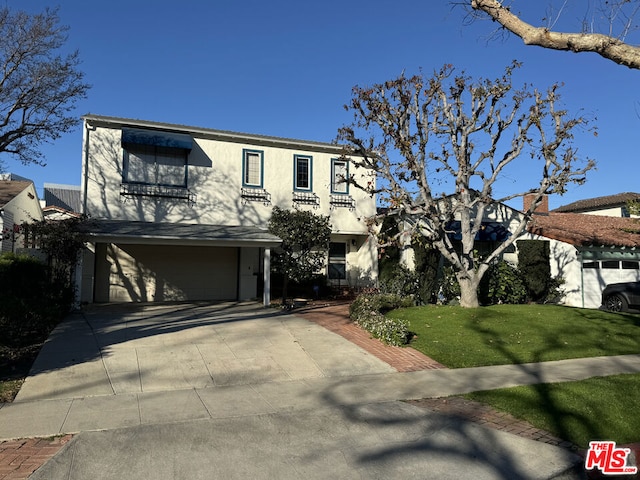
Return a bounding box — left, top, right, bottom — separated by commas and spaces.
387, 304, 640, 447
388, 304, 640, 368
465, 373, 640, 448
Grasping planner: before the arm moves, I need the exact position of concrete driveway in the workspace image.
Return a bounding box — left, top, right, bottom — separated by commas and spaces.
15, 301, 395, 403
2, 301, 601, 478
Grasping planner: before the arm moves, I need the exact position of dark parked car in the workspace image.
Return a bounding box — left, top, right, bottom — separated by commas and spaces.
601, 282, 640, 312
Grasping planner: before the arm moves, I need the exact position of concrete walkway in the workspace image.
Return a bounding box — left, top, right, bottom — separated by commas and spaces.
1, 302, 640, 479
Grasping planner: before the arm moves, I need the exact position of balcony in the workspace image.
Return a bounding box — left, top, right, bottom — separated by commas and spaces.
292, 192, 320, 209
241, 187, 271, 206
120, 183, 196, 205
330, 194, 356, 211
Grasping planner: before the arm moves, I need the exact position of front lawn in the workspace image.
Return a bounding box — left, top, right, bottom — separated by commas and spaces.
388, 304, 640, 368
465, 373, 640, 448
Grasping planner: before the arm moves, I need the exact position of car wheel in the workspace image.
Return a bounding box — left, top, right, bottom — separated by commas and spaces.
604, 294, 628, 312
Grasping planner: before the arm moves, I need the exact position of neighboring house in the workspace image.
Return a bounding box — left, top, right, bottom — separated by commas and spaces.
525, 206, 640, 309
0, 180, 44, 253
392, 192, 640, 310
78, 115, 378, 305
42, 183, 82, 220
553, 192, 640, 218
43, 183, 81, 212
395, 193, 526, 271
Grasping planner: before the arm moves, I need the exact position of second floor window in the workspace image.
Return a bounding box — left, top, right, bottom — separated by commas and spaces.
243, 149, 263, 188
331, 159, 349, 194
294, 155, 312, 191
124, 145, 188, 187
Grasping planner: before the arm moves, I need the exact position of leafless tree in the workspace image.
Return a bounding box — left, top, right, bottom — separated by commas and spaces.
337, 62, 595, 308
0, 7, 90, 167
469, 0, 640, 69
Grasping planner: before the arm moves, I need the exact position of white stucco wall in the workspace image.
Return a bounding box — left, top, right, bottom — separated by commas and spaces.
518, 233, 589, 308
83, 124, 375, 231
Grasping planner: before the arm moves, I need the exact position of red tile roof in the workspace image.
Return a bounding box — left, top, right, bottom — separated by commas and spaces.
553, 192, 640, 213
527, 213, 640, 248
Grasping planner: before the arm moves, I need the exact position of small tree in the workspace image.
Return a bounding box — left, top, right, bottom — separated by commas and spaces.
0, 7, 90, 166
338, 62, 595, 308
268, 207, 331, 303
24, 216, 89, 292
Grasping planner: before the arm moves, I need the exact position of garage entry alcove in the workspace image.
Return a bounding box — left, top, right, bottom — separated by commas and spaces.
81, 220, 281, 304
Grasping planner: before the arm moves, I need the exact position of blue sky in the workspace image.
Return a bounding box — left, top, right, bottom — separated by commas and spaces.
6, 1, 640, 210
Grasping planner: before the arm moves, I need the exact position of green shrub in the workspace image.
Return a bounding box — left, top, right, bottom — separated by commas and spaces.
377, 217, 402, 284
379, 264, 419, 297
436, 265, 461, 304
0, 253, 73, 347
517, 240, 552, 302
412, 241, 440, 304
479, 260, 528, 305
349, 293, 413, 346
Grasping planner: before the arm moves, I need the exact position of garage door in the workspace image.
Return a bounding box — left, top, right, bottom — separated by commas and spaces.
581, 260, 640, 308
105, 244, 238, 302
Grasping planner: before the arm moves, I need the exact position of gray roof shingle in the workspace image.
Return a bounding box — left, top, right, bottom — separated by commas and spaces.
82, 220, 281, 247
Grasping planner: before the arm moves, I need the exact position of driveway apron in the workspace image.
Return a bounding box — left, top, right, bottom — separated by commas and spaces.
14, 302, 395, 403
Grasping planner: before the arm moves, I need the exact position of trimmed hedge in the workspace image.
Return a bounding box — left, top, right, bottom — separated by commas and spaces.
349, 293, 413, 346
479, 260, 528, 305
0, 253, 73, 347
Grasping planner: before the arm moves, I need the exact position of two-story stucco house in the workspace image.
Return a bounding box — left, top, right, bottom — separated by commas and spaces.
78, 115, 378, 305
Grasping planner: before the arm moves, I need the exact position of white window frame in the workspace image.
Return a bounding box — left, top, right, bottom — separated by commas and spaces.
331, 159, 349, 194
243, 149, 264, 188
294, 155, 313, 192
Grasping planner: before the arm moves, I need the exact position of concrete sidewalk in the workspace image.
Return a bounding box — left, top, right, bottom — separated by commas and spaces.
2, 302, 640, 479
2, 352, 640, 441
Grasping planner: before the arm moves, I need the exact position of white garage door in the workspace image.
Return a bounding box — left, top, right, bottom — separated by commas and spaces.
107, 244, 238, 302
581, 260, 640, 308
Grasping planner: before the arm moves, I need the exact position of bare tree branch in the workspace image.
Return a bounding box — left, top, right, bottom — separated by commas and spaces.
0, 7, 90, 166
338, 62, 595, 307
471, 0, 640, 69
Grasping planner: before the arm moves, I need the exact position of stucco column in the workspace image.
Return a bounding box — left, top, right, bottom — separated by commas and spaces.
263, 247, 271, 307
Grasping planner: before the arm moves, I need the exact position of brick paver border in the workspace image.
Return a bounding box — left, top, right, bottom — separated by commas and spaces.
294, 301, 446, 372
0, 435, 72, 480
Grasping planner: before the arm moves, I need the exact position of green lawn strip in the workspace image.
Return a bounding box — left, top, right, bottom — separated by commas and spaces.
463, 373, 640, 448
388, 304, 640, 368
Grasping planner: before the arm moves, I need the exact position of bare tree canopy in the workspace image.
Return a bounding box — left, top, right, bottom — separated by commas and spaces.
338, 63, 595, 308
0, 7, 90, 166
470, 0, 640, 69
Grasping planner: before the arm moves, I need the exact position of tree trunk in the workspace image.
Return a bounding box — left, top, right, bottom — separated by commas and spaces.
458, 275, 480, 308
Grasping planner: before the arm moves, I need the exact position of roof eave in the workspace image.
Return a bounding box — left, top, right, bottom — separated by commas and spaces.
82, 114, 346, 155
